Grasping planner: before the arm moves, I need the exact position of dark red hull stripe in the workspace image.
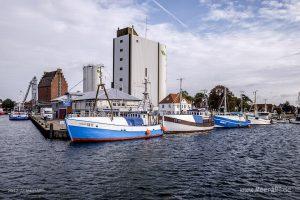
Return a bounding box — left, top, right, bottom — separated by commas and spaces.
72, 134, 163, 143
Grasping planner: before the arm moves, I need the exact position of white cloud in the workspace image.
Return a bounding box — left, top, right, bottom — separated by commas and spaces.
0, 0, 299, 105
260, 0, 300, 22
205, 7, 253, 22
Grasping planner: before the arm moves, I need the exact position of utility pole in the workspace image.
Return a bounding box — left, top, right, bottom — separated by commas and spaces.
177, 78, 183, 114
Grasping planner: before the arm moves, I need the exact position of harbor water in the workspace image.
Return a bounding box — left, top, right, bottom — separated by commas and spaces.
0, 115, 299, 199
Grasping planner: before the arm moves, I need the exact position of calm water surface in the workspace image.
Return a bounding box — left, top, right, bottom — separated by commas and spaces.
0, 115, 299, 199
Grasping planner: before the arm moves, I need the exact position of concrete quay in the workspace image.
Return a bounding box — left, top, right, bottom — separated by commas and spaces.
30, 115, 70, 140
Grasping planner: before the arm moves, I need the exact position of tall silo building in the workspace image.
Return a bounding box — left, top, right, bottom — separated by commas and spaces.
83, 65, 101, 92
112, 26, 167, 107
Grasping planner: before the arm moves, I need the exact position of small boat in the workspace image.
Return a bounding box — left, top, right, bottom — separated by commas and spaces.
9, 111, 29, 120
9, 102, 29, 120
66, 66, 163, 142
162, 112, 214, 133
246, 112, 271, 125
214, 113, 250, 128
213, 87, 250, 128
290, 107, 300, 124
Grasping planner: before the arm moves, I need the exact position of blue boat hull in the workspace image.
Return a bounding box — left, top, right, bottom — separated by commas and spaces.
66, 122, 163, 142
214, 116, 250, 128
9, 116, 29, 120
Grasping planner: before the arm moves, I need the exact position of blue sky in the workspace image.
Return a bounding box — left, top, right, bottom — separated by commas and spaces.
0, 0, 299, 104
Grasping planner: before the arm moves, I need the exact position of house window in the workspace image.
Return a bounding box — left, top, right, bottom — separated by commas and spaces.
120, 39, 123, 43
119, 78, 123, 81
119, 87, 122, 91
120, 58, 123, 61
120, 48, 123, 52
120, 67, 123, 70
162, 105, 164, 108
169, 104, 171, 108
136, 40, 139, 43
112, 102, 116, 106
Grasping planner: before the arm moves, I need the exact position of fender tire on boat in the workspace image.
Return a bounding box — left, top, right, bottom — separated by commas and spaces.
146, 129, 151, 136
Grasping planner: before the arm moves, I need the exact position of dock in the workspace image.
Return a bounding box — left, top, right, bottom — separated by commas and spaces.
30, 115, 70, 140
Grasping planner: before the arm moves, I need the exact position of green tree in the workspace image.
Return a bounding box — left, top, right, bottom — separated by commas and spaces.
208, 85, 237, 111
281, 101, 295, 114
236, 94, 252, 112
2, 99, 15, 111
181, 90, 193, 103
194, 92, 208, 108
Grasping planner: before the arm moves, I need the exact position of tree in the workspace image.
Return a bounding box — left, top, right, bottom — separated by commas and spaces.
281, 101, 295, 114
237, 94, 252, 112
2, 99, 15, 111
181, 90, 193, 103
273, 106, 283, 115
208, 85, 236, 111
194, 92, 208, 108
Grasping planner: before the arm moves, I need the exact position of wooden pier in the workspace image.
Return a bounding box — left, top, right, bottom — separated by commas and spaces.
30, 115, 70, 140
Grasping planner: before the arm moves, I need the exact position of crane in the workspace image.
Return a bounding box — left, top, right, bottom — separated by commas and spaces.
23, 76, 38, 108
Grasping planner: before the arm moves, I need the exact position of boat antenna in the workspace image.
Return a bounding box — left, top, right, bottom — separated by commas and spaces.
177, 78, 183, 114
139, 68, 153, 112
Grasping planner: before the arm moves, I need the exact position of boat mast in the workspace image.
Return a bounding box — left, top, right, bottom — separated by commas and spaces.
93, 65, 114, 120
240, 91, 244, 113
254, 90, 258, 115
224, 87, 227, 113
264, 99, 267, 112
177, 78, 183, 114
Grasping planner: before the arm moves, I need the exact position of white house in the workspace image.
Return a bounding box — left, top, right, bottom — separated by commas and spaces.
159, 93, 192, 115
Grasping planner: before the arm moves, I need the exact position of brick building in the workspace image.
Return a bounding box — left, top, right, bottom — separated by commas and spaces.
38, 68, 68, 107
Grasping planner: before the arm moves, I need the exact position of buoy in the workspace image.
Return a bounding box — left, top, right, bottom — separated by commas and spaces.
146, 129, 151, 136
162, 126, 167, 132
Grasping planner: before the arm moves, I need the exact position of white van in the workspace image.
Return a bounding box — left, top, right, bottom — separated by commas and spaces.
41, 108, 53, 120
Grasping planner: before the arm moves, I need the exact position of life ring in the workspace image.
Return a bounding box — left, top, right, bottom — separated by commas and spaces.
146, 129, 151, 136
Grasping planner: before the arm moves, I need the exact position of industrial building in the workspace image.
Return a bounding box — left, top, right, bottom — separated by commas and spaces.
83, 65, 101, 93
38, 68, 68, 107
71, 88, 141, 115
112, 26, 167, 108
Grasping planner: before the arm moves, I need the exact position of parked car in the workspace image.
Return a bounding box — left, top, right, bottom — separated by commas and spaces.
41, 108, 53, 120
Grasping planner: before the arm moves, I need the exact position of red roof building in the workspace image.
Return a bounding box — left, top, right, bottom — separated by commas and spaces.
159, 93, 192, 114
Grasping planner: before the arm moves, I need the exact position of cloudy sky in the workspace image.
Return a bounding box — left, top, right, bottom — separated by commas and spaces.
0, 0, 299, 104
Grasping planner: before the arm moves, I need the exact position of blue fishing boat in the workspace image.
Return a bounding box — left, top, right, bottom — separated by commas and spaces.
65, 66, 163, 142
66, 116, 163, 142
214, 87, 250, 128
214, 113, 250, 128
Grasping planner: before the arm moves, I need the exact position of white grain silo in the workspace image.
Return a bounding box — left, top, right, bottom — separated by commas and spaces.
112, 26, 167, 107
83, 65, 101, 92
